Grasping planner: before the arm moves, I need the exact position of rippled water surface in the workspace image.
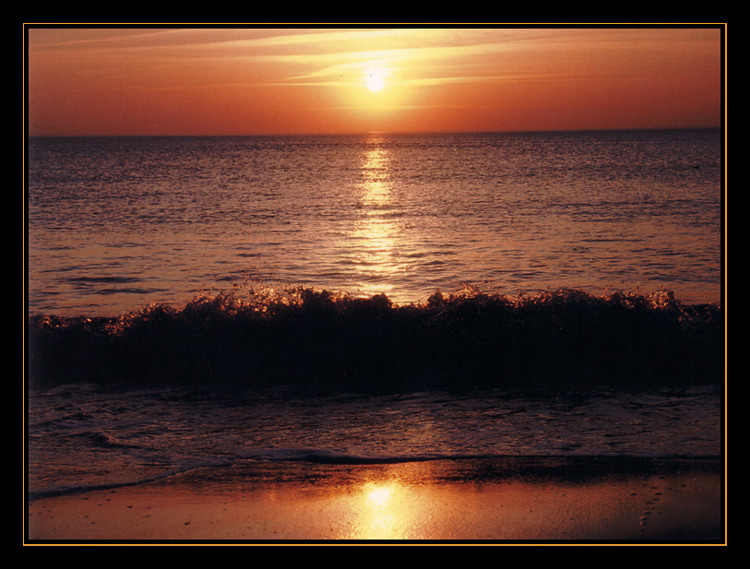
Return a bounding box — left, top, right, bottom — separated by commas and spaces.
27, 129, 722, 316
27, 384, 722, 498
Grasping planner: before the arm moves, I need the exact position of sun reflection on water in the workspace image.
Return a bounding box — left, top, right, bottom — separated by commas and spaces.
347, 136, 406, 298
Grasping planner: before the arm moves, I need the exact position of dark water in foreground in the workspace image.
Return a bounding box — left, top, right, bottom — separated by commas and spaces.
26, 287, 723, 503
27, 381, 721, 502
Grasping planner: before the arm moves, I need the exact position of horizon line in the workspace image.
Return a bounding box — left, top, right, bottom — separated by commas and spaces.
26, 125, 722, 139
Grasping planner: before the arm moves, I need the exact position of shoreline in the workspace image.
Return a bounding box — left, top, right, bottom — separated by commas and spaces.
25, 457, 724, 544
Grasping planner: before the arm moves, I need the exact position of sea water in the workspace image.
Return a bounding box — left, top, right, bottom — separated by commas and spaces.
27, 129, 722, 317
27, 383, 721, 500
25, 129, 724, 506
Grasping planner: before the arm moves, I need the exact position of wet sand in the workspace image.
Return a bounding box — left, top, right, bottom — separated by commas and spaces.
26, 458, 724, 543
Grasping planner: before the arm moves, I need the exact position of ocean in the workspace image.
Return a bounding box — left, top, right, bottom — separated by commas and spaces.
27, 129, 722, 316
25, 129, 725, 541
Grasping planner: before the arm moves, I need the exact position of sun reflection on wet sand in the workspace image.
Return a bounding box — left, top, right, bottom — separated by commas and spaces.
350, 481, 417, 540
27, 461, 722, 542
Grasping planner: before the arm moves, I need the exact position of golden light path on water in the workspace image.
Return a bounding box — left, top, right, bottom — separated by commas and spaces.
347, 136, 404, 299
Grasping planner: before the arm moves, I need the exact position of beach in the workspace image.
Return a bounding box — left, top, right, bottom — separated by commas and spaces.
26, 457, 723, 543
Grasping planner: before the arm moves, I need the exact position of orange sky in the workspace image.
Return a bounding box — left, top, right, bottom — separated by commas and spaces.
25, 26, 724, 137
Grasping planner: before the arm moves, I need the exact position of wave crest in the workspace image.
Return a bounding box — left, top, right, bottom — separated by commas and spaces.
27, 286, 722, 391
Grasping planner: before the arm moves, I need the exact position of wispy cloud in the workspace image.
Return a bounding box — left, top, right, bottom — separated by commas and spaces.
30, 27, 528, 81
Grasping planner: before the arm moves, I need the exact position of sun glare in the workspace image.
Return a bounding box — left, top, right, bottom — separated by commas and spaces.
366, 485, 393, 507
365, 66, 387, 92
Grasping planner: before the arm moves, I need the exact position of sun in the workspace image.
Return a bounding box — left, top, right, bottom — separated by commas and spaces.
350, 63, 403, 112
365, 66, 387, 93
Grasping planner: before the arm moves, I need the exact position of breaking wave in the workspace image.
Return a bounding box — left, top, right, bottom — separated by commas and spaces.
26, 285, 723, 392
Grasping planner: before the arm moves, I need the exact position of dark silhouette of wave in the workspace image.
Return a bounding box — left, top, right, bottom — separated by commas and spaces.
26, 286, 723, 392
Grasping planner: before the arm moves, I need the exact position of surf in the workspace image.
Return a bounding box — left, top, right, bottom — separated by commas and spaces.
26, 285, 723, 393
